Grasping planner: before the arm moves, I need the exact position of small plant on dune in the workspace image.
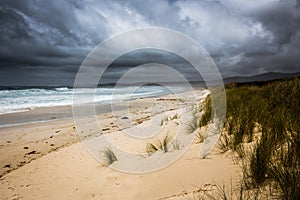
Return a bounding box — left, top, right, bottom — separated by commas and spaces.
160, 116, 172, 126
157, 134, 172, 153
172, 139, 181, 150
217, 133, 232, 153
146, 142, 159, 156
186, 118, 199, 134
186, 106, 199, 134
102, 147, 117, 165
164, 116, 169, 122
145, 134, 173, 156
160, 119, 164, 126
171, 113, 179, 120
195, 131, 206, 144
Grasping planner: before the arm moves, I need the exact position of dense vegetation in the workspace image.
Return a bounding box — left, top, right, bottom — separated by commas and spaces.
200, 77, 300, 199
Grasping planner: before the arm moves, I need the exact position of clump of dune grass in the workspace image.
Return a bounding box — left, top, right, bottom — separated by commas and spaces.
171, 113, 179, 120
187, 95, 212, 142
248, 135, 275, 187
157, 134, 172, 153
199, 95, 212, 127
217, 133, 232, 153
172, 139, 181, 150
102, 147, 117, 165
146, 143, 159, 156
145, 134, 172, 156
195, 131, 206, 144
186, 118, 198, 134
186, 105, 199, 134
164, 116, 169, 122
160, 119, 164, 126
161, 113, 180, 127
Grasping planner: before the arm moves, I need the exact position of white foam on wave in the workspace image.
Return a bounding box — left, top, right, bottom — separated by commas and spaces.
0, 86, 184, 115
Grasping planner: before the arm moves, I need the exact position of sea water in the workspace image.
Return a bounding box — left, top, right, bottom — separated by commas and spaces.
0, 85, 185, 115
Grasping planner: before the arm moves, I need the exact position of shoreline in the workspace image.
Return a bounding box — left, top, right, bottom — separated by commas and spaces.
0, 84, 197, 118
0, 86, 202, 128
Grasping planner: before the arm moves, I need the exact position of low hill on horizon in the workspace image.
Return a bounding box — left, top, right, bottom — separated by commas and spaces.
223, 71, 300, 84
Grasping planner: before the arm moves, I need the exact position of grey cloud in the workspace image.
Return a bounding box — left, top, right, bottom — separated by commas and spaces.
0, 0, 299, 86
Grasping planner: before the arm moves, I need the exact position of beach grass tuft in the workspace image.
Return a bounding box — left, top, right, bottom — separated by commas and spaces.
195, 131, 206, 144
160, 119, 164, 126
199, 95, 212, 128
186, 106, 199, 134
171, 113, 179, 120
217, 133, 232, 153
146, 143, 159, 156
102, 147, 118, 165
145, 134, 173, 156
172, 140, 181, 150
157, 134, 172, 153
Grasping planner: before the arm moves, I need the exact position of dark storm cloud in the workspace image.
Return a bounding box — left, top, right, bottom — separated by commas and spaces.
0, 0, 299, 86
103, 49, 200, 83
0, 4, 85, 69
214, 0, 300, 77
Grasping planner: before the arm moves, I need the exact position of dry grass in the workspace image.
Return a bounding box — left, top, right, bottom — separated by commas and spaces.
172, 140, 181, 150
195, 130, 206, 144
145, 134, 172, 156
186, 106, 199, 134
102, 147, 118, 165
201, 77, 300, 199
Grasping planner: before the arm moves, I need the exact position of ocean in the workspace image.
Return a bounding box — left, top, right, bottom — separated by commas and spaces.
0, 85, 185, 115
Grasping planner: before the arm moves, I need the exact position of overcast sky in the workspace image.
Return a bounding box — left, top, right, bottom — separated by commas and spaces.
1, 0, 300, 86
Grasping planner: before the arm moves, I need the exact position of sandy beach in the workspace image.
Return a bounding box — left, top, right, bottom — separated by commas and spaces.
0, 89, 241, 199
